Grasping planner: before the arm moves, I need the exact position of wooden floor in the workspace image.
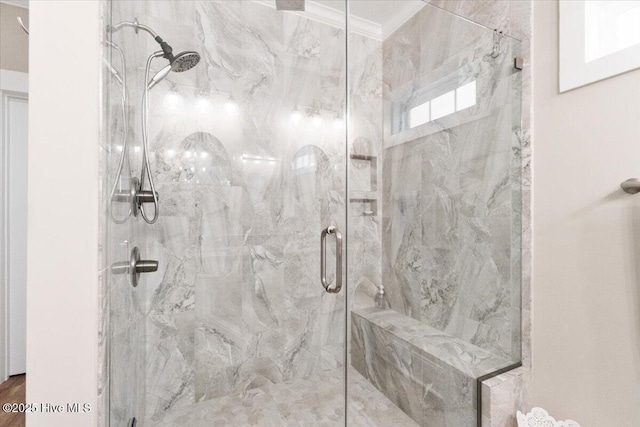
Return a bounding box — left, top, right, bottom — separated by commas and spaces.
0, 375, 25, 427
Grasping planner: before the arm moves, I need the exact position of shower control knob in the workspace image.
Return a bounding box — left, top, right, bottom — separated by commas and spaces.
135, 259, 159, 274
122, 177, 159, 218
110, 247, 158, 287
136, 189, 159, 205
110, 177, 157, 219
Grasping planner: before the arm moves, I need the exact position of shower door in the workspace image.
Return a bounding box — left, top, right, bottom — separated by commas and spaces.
105, 1, 349, 425
105, 1, 524, 426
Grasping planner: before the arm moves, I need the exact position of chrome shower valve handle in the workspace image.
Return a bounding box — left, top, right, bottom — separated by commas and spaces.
111, 247, 159, 288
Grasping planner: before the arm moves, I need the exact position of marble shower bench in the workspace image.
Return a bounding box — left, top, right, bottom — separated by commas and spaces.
351, 307, 514, 427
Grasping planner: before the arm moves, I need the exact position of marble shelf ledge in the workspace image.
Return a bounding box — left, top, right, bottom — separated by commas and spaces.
352, 307, 513, 380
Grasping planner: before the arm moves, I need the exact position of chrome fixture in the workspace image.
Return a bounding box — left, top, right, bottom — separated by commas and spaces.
16, 17, 28, 35
147, 51, 201, 90
109, 18, 201, 224
514, 57, 524, 71
490, 29, 504, 58
111, 247, 158, 288
276, 0, 305, 11
375, 286, 388, 309
621, 178, 640, 194
108, 18, 201, 89
320, 226, 343, 293
109, 18, 158, 38
105, 40, 133, 224
111, 177, 157, 220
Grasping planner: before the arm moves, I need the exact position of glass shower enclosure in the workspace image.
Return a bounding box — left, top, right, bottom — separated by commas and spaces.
103, 1, 522, 426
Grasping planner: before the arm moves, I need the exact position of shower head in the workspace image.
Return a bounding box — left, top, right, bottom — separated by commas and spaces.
147, 51, 201, 89
110, 20, 201, 88
170, 51, 201, 72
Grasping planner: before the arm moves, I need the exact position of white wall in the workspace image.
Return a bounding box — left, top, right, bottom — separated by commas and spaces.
26, 1, 101, 426
532, 1, 640, 425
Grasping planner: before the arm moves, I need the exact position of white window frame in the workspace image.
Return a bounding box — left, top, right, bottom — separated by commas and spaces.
560, 0, 640, 92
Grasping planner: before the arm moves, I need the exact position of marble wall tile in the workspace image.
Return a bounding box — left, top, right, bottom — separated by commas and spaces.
348, 26, 384, 313
351, 308, 513, 426
377, 2, 532, 424
420, 0, 533, 422
107, 1, 352, 422
102, 2, 532, 426
424, 0, 533, 368
381, 1, 523, 361
481, 366, 530, 427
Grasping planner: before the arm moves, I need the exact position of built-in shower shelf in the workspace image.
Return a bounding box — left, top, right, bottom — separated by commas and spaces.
349, 198, 377, 217
350, 154, 377, 192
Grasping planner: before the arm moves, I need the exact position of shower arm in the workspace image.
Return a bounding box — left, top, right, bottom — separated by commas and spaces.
109, 20, 159, 39
109, 19, 175, 61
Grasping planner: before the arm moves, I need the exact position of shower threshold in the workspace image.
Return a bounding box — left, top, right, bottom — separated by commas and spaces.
146, 369, 417, 427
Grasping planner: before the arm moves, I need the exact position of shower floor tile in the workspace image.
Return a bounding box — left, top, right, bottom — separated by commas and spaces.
146, 369, 418, 427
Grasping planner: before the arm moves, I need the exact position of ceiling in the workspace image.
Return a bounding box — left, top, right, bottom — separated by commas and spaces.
314, 1, 423, 25
4, 0, 424, 40
312, 0, 425, 38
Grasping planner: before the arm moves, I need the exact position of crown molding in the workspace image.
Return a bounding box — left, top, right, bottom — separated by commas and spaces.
382, 1, 425, 39
0, 0, 28, 9
254, 0, 383, 40
308, 1, 382, 40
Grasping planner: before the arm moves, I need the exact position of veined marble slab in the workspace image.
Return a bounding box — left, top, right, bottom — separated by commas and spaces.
353, 308, 510, 379
351, 307, 513, 426
103, 1, 532, 425
381, 1, 523, 362
146, 368, 417, 427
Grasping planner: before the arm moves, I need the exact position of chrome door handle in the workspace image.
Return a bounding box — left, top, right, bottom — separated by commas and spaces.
321, 225, 342, 293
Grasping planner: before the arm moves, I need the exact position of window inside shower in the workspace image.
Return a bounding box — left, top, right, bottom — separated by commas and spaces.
103, 1, 523, 426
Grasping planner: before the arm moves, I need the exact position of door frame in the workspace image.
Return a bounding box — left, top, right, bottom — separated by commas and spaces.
0, 69, 28, 383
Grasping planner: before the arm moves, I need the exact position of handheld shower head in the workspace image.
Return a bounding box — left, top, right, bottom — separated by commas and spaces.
111, 20, 201, 88
148, 64, 172, 90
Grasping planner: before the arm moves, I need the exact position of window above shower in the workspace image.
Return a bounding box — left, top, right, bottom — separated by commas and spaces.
407, 80, 477, 128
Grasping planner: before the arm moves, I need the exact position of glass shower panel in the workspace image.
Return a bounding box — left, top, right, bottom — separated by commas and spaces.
106, 1, 348, 425
105, 1, 523, 425
347, 2, 523, 426
105, 1, 147, 425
